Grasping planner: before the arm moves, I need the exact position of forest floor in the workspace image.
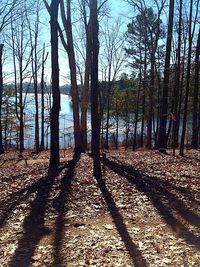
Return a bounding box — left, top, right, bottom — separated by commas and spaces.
0, 148, 200, 267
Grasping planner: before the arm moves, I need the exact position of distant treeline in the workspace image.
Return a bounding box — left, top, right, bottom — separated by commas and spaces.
4, 83, 71, 95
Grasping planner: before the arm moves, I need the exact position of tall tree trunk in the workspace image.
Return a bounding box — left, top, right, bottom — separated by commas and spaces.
0, 44, 4, 154
34, 45, 39, 153
105, 82, 112, 150
176, 37, 187, 149
40, 44, 46, 151
80, 44, 90, 152
115, 114, 119, 150
140, 47, 147, 147
60, 0, 82, 152
180, 0, 193, 156
172, 0, 182, 155
49, 0, 60, 167
40, 45, 48, 151
34, 66, 39, 153
158, 0, 174, 153
89, 0, 101, 176
19, 67, 24, 154
155, 65, 161, 148
133, 63, 141, 151
146, 53, 154, 149
191, 27, 200, 149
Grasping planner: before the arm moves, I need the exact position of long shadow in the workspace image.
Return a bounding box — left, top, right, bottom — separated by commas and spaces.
95, 173, 148, 267
0, 175, 48, 228
53, 152, 81, 267
0, 166, 67, 229
8, 166, 61, 267
102, 156, 200, 249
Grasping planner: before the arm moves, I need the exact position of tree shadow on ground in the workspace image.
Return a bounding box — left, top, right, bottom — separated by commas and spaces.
102, 155, 200, 249
95, 173, 148, 267
52, 152, 81, 267
0, 173, 51, 229
8, 153, 80, 267
0, 163, 71, 229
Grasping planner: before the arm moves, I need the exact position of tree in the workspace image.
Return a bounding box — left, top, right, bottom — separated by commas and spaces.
0, 44, 4, 153
101, 18, 125, 150
126, 1, 165, 148
172, 0, 182, 155
180, 0, 194, 156
40, 43, 48, 151
27, 0, 42, 154
0, 0, 22, 153
191, 27, 200, 149
158, 0, 174, 153
89, 0, 101, 176
48, 0, 60, 167
76, 0, 91, 152
10, 9, 33, 154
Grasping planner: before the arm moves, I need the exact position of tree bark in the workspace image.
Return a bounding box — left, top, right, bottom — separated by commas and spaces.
60, 0, 82, 152
172, 0, 182, 155
89, 0, 101, 176
80, 38, 90, 152
158, 0, 174, 153
49, 0, 60, 167
146, 53, 154, 149
0, 44, 4, 154
40, 44, 46, 151
180, 0, 193, 156
191, 27, 200, 149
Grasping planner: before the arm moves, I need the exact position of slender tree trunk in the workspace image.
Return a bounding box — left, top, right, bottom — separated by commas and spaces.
146, 53, 154, 149
158, 0, 174, 153
172, 0, 182, 155
125, 119, 129, 150
49, 0, 60, 167
176, 40, 187, 148
191, 27, 200, 148
29, 9, 40, 154
0, 44, 4, 154
89, 0, 101, 176
34, 71, 39, 153
105, 83, 111, 150
60, 0, 82, 152
19, 68, 24, 154
180, 0, 193, 156
40, 44, 46, 151
133, 65, 141, 151
140, 48, 147, 147
116, 114, 119, 150
155, 69, 161, 148
80, 45, 90, 152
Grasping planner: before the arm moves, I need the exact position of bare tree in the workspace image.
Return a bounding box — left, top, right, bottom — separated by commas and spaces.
172, 0, 182, 155
48, 0, 60, 167
0, 0, 22, 153
191, 27, 200, 149
27, 0, 42, 153
89, 0, 103, 176
158, 0, 174, 153
0, 44, 4, 153
101, 18, 126, 150
40, 43, 48, 151
180, 0, 199, 156
10, 10, 33, 153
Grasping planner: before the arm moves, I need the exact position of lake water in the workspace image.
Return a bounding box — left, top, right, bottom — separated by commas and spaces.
24, 93, 76, 148
23, 93, 139, 149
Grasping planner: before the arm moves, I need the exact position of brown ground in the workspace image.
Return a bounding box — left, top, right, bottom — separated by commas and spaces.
0, 149, 199, 266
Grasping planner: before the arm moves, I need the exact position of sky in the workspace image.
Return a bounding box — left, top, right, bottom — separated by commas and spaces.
3, 0, 131, 86
45, 0, 131, 85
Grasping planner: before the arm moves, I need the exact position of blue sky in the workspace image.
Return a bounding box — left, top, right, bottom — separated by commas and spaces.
3, 0, 131, 85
